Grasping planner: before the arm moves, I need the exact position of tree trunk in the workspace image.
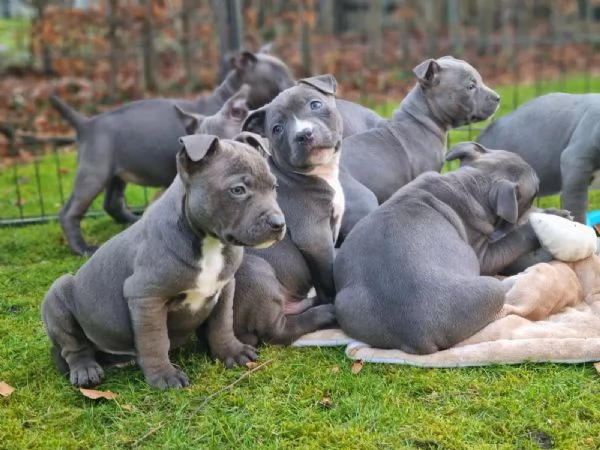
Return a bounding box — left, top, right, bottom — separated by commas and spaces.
141, 0, 157, 92
476, 0, 492, 55
446, 0, 463, 56
2, 0, 11, 19
367, 0, 382, 67
227, 0, 243, 52
180, 0, 193, 92
107, 0, 119, 101
299, 0, 312, 77
319, 0, 334, 35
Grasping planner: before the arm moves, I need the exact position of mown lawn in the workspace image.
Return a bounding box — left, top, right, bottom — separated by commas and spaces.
2, 76, 600, 449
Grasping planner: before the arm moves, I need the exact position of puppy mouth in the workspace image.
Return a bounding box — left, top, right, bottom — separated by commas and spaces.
223, 228, 286, 248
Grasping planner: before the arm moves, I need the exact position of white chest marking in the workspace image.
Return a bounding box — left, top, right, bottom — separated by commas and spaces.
308, 152, 345, 242
182, 236, 227, 313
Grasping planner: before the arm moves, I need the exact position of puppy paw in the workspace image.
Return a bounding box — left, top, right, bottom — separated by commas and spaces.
212, 341, 258, 369
145, 366, 190, 389
312, 304, 337, 327
69, 362, 105, 387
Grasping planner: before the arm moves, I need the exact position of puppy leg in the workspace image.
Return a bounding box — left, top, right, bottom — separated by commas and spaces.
262, 304, 337, 346
60, 165, 112, 257
337, 169, 378, 247
560, 144, 595, 224
103, 177, 140, 224
42, 275, 105, 387
128, 297, 189, 389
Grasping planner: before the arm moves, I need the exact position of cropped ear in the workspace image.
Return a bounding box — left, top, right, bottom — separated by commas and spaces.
413, 58, 441, 88
493, 179, 519, 224
445, 141, 489, 163
242, 108, 268, 136
225, 84, 251, 120
174, 104, 205, 135
176, 134, 220, 184
230, 50, 258, 70
234, 131, 271, 159
298, 74, 338, 96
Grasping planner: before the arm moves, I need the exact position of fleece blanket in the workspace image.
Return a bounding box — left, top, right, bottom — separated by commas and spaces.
292, 215, 600, 367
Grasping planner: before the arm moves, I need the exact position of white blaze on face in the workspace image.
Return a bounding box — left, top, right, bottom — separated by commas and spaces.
182, 236, 227, 313
308, 152, 345, 243
293, 116, 314, 136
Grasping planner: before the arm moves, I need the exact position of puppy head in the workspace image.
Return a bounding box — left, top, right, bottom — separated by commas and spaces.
174, 85, 250, 138
446, 141, 539, 240
242, 74, 343, 174
176, 133, 285, 248
230, 49, 296, 110
413, 55, 500, 128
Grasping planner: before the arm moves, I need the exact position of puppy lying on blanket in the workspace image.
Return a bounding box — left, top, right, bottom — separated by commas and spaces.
334, 142, 569, 354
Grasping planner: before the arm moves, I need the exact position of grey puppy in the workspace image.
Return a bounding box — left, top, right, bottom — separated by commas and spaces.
174, 84, 251, 136
41, 133, 286, 389
231, 75, 346, 345
49, 49, 295, 256
334, 142, 568, 354
338, 56, 501, 239
477, 93, 600, 224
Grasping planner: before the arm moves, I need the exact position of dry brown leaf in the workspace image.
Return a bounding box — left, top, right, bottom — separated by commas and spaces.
245, 361, 258, 370
331, 366, 340, 374
79, 388, 118, 400
318, 397, 333, 408
351, 360, 364, 374
121, 404, 133, 411
593, 361, 600, 373
0, 382, 15, 397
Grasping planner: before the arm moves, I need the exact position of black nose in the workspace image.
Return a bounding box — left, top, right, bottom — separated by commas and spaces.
490, 93, 501, 103
295, 128, 314, 144
267, 214, 286, 231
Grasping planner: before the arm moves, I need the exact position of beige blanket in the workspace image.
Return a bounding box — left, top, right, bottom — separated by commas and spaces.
293, 255, 600, 366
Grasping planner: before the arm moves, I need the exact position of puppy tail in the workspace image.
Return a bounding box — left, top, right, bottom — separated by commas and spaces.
49, 94, 89, 134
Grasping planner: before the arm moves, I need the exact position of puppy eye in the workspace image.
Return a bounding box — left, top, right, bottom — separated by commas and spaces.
272, 183, 279, 191
230, 185, 247, 196
310, 100, 323, 110
467, 82, 476, 91
272, 124, 284, 135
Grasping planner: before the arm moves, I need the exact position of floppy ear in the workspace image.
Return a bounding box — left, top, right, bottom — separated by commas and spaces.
242, 108, 268, 136
176, 134, 220, 184
298, 74, 338, 96
174, 104, 205, 135
230, 50, 258, 70
225, 84, 251, 120
413, 58, 441, 87
445, 141, 489, 163
493, 179, 519, 224
234, 131, 271, 159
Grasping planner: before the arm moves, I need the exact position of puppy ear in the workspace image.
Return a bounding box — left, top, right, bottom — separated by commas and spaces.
413, 58, 441, 88
177, 135, 220, 184
174, 104, 205, 135
234, 131, 271, 158
242, 108, 268, 136
493, 179, 519, 224
224, 84, 250, 120
445, 141, 489, 163
259, 42, 273, 54
298, 74, 338, 96
230, 50, 258, 70
438, 55, 457, 60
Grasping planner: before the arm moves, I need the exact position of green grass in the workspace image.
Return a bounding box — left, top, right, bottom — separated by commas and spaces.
0, 17, 31, 64
3, 75, 600, 449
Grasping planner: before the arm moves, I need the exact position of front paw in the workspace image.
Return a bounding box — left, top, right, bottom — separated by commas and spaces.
211, 340, 258, 368
542, 207, 573, 221
144, 365, 190, 389
311, 304, 338, 327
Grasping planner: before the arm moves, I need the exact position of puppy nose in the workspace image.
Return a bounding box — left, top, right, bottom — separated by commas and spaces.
490, 93, 501, 103
267, 214, 286, 231
295, 128, 314, 144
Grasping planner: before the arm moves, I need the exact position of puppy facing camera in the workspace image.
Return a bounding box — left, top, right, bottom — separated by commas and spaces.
42, 134, 285, 389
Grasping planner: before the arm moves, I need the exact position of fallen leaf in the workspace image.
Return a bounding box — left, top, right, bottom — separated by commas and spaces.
79, 388, 118, 400
331, 366, 340, 374
351, 360, 363, 374
245, 361, 258, 370
121, 404, 133, 411
594, 361, 600, 373
318, 397, 333, 408
58, 167, 70, 174
0, 382, 15, 397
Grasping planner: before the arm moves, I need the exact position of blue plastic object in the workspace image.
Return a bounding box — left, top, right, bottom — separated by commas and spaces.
586, 209, 600, 227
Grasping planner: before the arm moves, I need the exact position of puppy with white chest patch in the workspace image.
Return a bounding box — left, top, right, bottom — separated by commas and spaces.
229, 75, 344, 346
41, 133, 285, 389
